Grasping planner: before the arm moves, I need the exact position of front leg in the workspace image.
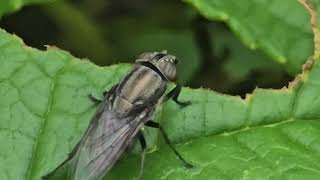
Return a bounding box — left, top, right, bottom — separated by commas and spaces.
102, 84, 118, 98
88, 94, 102, 104
164, 85, 191, 107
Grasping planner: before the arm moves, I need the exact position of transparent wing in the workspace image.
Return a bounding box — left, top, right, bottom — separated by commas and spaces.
72, 109, 143, 180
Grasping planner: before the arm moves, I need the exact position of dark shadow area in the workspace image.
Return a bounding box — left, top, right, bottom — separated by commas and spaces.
0, 0, 295, 98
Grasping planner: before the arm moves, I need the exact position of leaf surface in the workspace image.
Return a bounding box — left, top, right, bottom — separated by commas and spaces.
1, 1, 320, 178
186, 0, 314, 74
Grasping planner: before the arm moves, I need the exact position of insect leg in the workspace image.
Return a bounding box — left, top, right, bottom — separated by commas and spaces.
102, 84, 118, 97
145, 121, 193, 168
165, 85, 191, 107
88, 84, 118, 104
88, 94, 103, 104
137, 131, 147, 180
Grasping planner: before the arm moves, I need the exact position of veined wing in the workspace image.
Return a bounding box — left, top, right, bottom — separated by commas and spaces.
72, 109, 143, 180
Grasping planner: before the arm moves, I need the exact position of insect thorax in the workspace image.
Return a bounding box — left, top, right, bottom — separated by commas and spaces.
112, 65, 167, 114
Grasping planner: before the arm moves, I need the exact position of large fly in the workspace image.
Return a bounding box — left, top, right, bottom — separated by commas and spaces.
43, 51, 192, 180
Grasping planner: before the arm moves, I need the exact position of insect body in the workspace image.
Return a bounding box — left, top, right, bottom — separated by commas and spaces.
44, 51, 192, 180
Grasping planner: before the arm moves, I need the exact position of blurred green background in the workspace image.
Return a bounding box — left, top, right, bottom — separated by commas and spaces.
1, 0, 309, 97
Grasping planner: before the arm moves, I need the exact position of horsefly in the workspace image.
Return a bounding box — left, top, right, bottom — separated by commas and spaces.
43, 51, 193, 180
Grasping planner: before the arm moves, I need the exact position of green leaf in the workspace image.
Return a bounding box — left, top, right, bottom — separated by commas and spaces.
0, 29, 130, 180
0, 0, 52, 17
212, 25, 284, 84
0, 21, 320, 180
186, 0, 314, 74
108, 120, 320, 180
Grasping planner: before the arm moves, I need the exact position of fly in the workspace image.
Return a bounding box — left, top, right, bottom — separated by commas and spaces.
43, 50, 193, 180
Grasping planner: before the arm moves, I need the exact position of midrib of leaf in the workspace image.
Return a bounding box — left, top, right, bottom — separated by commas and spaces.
25, 57, 71, 180
26, 82, 54, 180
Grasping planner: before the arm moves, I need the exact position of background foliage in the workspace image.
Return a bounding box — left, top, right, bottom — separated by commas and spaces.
0, 0, 319, 180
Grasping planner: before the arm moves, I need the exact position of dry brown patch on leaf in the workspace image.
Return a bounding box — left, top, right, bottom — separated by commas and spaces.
302, 57, 315, 71
299, 0, 320, 59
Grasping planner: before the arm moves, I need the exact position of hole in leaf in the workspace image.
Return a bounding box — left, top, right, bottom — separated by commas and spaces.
0, 2, 296, 99
187, 20, 295, 98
